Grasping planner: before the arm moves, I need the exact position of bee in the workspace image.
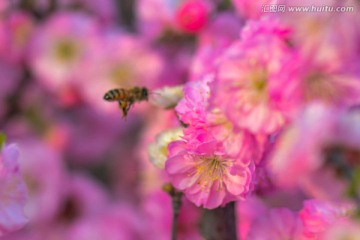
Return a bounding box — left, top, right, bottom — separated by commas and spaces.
103, 87, 149, 118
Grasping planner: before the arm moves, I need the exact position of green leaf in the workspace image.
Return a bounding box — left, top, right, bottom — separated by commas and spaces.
0, 133, 6, 150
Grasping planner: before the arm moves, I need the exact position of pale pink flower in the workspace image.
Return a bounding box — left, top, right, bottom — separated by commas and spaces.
80, 33, 163, 112
213, 21, 297, 134
270, 103, 360, 201
165, 127, 255, 209
28, 12, 99, 91
17, 139, 67, 225
300, 199, 352, 239
0, 144, 28, 236
247, 208, 303, 240
283, 55, 360, 108
279, 0, 360, 71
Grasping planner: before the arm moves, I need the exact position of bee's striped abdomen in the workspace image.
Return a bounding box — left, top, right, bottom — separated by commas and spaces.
103, 89, 127, 101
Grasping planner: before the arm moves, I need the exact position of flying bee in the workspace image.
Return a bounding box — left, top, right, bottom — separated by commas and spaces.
103, 87, 149, 118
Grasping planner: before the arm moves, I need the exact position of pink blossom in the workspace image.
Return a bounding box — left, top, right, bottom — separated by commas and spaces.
300, 199, 352, 239
270, 103, 360, 201
175, 0, 211, 34
247, 208, 303, 240
80, 33, 163, 112
165, 127, 255, 209
137, 0, 214, 39
0, 143, 28, 236
175, 75, 212, 127
17, 139, 67, 225
282, 55, 360, 108
212, 21, 297, 134
28, 12, 99, 91
279, 0, 360, 71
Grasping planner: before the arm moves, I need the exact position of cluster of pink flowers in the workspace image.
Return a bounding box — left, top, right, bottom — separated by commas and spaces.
1, 0, 360, 238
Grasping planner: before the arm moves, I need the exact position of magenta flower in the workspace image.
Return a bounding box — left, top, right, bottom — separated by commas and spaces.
175, 0, 211, 34
213, 21, 296, 134
0, 144, 28, 236
175, 75, 212, 128
165, 127, 255, 209
300, 199, 352, 239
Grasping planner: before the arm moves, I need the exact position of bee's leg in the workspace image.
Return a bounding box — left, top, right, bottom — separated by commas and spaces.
118, 101, 128, 118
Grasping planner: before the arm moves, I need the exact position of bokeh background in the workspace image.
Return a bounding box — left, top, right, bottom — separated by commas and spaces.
1, 0, 360, 239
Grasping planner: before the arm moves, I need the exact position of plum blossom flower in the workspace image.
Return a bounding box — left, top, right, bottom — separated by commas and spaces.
175, 76, 211, 127
80, 33, 163, 112
212, 19, 297, 134
300, 199, 353, 239
147, 127, 183, 169
175, 0, 212, 34
0, 143, 28, 236
17, 139, 67, 225
165, 127, 255, 209
28, 12, 99, 91
270, 103, 360, 201
137, 0, 213, 39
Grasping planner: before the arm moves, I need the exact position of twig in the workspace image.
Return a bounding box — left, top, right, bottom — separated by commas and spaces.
200, 201, 237, 240
163, 183, 183, 240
